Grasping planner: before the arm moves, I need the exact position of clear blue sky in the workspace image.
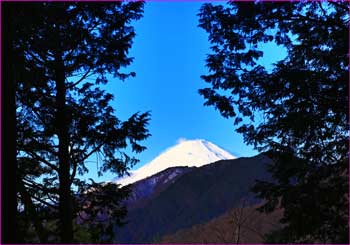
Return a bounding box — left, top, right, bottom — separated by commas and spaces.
86, 2, 287, 183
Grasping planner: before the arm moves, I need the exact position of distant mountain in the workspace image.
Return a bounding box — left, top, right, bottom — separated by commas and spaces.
124, 166, 194, 210
113, 139, 236, 186
114, 154, 272, 243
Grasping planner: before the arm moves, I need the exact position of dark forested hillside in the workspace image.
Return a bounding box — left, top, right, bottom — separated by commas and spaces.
114, 154, 272, 243
160, 204, 283, 244
124, 166, 194, 210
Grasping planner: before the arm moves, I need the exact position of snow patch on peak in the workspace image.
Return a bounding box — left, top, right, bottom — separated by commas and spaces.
114, 138, 236, 186
177, 137, 188, 144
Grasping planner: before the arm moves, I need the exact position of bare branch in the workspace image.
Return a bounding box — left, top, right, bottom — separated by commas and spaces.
241, 224, 263, 239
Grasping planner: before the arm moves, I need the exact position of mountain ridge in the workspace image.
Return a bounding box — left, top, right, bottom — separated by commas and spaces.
114, 139, 236, 186
114, 154, 272, 243
124, 166, 195, 210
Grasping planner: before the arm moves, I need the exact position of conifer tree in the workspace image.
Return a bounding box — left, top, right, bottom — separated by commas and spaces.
198, 2, 348, 243
5, 2, 150, 243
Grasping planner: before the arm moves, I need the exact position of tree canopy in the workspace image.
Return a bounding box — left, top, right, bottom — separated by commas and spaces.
198, 1, 349, 243
6, 2, 150, 243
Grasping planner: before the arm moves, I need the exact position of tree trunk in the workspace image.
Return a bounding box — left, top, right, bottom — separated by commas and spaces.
236, 224, 241, 244
2, 5, 18, 243
18, 180, 48, 243
55, 53, 73, 243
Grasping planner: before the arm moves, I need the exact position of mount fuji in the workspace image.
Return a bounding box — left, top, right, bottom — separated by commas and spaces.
113, 139, 236, 186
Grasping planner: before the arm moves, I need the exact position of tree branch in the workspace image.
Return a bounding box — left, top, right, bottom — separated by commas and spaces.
25, 50, 46, 66
25, 150, 59, 172
30, 193, 58, 210
329, 1, 349, 12
70, 158, 78, 186
241, 224, 263, 239
22, 178, 59, 196
18, 180, 49, 243
67, 67, 92, 89
77, 142, 105, 166
318, 2, 327, 18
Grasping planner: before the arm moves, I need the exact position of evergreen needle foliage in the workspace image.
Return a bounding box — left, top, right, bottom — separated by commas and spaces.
198, 1, 349, 243
6, 2, 150, 243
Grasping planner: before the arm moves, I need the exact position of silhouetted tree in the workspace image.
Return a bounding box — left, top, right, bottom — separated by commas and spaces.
2, 4, 20, 243
198, 1, 348, 243
6, 2, 150, 243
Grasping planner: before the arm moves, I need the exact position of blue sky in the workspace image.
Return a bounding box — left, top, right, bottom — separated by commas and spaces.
87, 2, 287, 183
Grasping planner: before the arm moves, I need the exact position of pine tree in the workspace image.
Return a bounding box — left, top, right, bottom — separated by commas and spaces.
2, 4, 21, 243
198, 1, 348, 243
5, 2, 150, 243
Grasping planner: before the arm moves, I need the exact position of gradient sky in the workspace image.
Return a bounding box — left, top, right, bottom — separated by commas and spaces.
86, 2, 287, 183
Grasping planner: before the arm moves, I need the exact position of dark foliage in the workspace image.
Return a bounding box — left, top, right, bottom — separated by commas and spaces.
6, 2, 150, 243
75, 181, 131, 243
198, 1, 349, 243
2, 4, 18, 243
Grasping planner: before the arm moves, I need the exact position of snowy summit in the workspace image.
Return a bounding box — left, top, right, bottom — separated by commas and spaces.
114, 139, 236, 186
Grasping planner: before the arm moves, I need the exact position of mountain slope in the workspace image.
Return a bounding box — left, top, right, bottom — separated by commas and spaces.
114, 154, 272, 243
160, 204, 283, 244
114, 139, 236, 186
124, 166, 194, 210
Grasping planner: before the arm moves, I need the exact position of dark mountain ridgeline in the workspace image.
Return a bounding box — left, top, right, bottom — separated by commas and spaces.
124, 166, 195, 210
114, 154, 272, 243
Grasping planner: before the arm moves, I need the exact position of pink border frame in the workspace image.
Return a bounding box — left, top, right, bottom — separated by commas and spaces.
0, 0, 349, 244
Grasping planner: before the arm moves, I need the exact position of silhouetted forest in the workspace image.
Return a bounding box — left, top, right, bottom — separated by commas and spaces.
2, 1, 348, 244
198, 1, 348, 243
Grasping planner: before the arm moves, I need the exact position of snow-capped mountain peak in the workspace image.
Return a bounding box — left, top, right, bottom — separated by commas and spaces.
113, 139, 236, 186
